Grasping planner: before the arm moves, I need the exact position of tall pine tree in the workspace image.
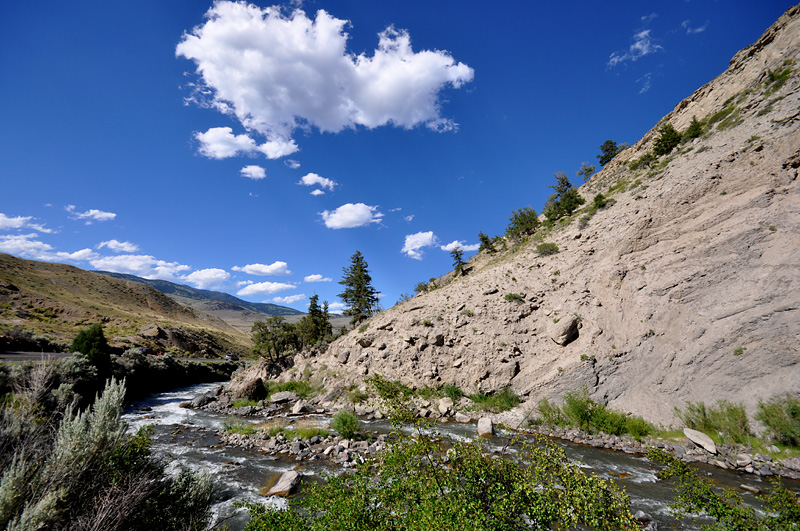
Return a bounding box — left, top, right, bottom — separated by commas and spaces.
338, 251, 379, 326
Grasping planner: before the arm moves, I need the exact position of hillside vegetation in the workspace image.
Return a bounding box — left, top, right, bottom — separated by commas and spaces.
0, 253, 251, 356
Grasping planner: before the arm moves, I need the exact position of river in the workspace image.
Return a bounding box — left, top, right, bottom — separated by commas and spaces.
122, 382, 788, 530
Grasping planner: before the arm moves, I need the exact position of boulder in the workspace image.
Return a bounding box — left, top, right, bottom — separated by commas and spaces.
191, 394, 216, 408
683, 428, 717, 455
292, 400, 310, 414
357, 337, 373, 348
337, 350, 350, 364
266, 471, 301, 497
232, 377, 267, 401
550, 316, 580, 346
477, 417, 494, 437
455, 412, 471, 423
438, 397, 454, 415
270, 391, 299, 404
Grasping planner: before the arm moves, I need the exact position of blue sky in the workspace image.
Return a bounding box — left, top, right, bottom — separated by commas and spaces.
1, 0, 794, 313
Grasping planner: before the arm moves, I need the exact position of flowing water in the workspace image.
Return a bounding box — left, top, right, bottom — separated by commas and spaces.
122, 383, 792, 530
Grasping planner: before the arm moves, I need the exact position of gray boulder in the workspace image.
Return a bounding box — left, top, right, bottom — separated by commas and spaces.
684, 428, 717, 455
270, 391, 299, 404
266, 471, 301, 497
477, 417, 494, 437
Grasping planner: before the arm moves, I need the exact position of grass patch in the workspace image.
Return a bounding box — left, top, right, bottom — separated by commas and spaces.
536, 242, 559, 256
231, 398, 260, 408
756, 394, 800, 447
504, 293, 524, 304
468, 387, 520, 413
223, 419, 259, 436
265, 379, 319, 399
674, 400, 750, 445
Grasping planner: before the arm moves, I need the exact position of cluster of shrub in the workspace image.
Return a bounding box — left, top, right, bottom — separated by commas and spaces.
0, 340, 217, 529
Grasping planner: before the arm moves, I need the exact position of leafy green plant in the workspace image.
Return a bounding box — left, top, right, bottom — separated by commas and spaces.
264, 379, 319, 399
734, 346, 746, 356
756, 394, 800, 447
505, 206, 540, 240
460, 309, 474, 317
443, 384, 463, 403
330, 409, 360, 439
682, 115, 704, 140
536, 242, 559, 256
231, 398, 259, 408
504, 293, 524, 303
648, 449, 800, 530
593, 193, 608, 209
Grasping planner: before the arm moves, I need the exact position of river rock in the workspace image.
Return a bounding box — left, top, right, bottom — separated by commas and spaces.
191, 394, 216, 408
455, 412, 470, 423
684, 428, 717, 455
438, 397, 454, 415
270, 391, 298, 404
266, 471, 300, 497
292, 400, 310, 414
232, 377, 267, 401
477, 417, 493, 437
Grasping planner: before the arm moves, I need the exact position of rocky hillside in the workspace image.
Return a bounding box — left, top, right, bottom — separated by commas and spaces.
287, 6, 800, 426
0, 253, 251, 356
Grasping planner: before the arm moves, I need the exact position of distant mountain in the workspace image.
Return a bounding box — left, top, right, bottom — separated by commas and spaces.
97, 271, 303, 333
0, 253, 250, 356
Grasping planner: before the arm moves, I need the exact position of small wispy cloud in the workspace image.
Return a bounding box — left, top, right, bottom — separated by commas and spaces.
232, 261, 292, 276
402, 231, 439, 260
304, 274, 332, 283
272, 293, 306, 304
440, 240, 480, 252
240, 165, 266, 180
65, 205, 116, 224
608, 29, 663, 68
638, 73, 653, 94
97, 240, 139, 253
681, 20, 708, 34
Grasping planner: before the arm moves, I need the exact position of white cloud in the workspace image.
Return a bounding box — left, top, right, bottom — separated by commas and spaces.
88, 254, 191, 280
237, 280, 254, 287
328, 301, 345, 314
440, 240, 480, 252
0, 213, 53, 233
240, 165, 267, 180
194, 127, 299, 160
237, 281, 296, 296
298, 172, 337, 191
638, 72, 653, 94
404, 215, 414, 223
0, 233, 96, 262
272, 293, 306, 304
641, 13, 657, 24
97, 239, 139, 253
184, 268, 231, 289
310, 189, 325, 196
608, 29, 662, 68
402, 230, 439, 260
285, 159, 301, 169
177, 2, 474, 157
681, 20, 708, 34
65, 205, 116, 224
320, 203, 383, 229
304, 274, 332, 283
232, 261, 292, 276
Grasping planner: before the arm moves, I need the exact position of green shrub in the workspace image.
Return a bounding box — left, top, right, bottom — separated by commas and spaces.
756, 394, 800, 447
264, 379, 318, 399
70, 323, 110, 374
231, 398, 259, 408
683, 116, 704, 140
536, 398, 566, 426
625, 415, 652, 440
504, 293, 524, 303
348, 388, 369, 404
330, 409, 360, 439
593, 193, 608, 209
241, 434, 639, 530
536, 242, 559, 256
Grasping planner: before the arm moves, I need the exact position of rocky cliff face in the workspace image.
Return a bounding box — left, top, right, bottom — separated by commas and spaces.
288, 6, 800, 425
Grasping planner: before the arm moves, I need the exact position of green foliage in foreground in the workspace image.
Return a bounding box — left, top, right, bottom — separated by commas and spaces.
649, 449, 800, 530
241, 433, 639, 531
0, 376, 211, 530
536, 389, 653, 439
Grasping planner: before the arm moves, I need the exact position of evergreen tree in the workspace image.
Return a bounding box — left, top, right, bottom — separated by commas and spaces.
70, 323, 110, 375
597, 140, 620, 166
338, 251, 379, 326
683, 115, 704, 140
450, 247, 465, 276
505, 206, 540, 240
653, 123, 682, 156
577, 162, 597, 182
477, 231, 495, 254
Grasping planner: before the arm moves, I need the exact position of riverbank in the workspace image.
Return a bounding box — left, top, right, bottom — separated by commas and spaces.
185, 385, 800, 482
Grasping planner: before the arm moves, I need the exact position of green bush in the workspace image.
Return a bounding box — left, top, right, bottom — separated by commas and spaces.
70, 323, 110, 374
536, 242, 559, 256
683, 116, 704, 140
593, 193, 608, 209
504, 293, 524, 303
330, 409, 360, 439
265, 379, 318, 399
241, 434, 638, 530
231, 398, 260, 408
536, 397, 566, 426
223, 419, 259, 435
756, 394, 800, 447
